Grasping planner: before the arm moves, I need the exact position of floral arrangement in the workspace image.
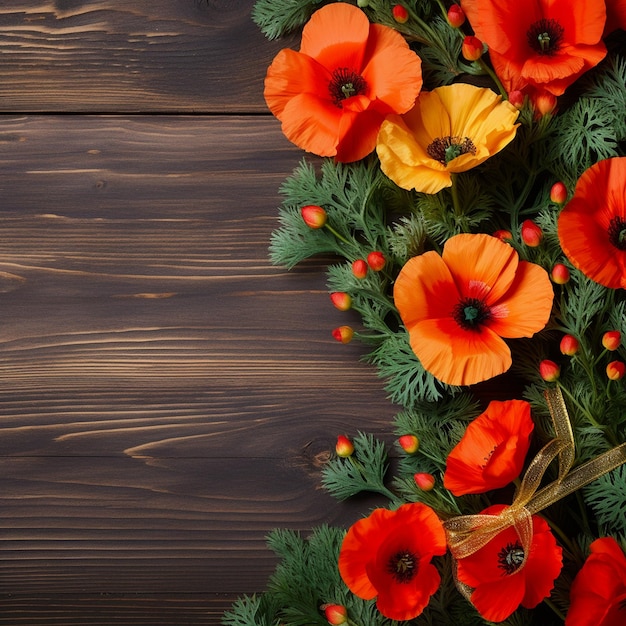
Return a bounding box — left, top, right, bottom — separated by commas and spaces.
224, 1, 626, 625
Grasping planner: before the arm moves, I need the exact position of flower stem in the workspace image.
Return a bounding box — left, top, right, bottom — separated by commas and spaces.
476, 57, 507, 99
324, 223, 352, 246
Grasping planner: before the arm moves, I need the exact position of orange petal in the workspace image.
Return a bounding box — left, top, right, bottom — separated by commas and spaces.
336, 108, 382, 162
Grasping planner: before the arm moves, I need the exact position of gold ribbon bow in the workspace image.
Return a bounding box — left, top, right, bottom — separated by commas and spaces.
443, 387, 626, 599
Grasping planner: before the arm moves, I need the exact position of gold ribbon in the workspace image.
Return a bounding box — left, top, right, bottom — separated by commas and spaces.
443, 386, 626, 599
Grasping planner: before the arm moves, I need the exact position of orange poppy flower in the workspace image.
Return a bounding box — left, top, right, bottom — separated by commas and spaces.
338, 502, 446, 621
456, 504, 563, 623
393, 233, 554, 386
566, 537, 626, 626
376, 83, 519, 194
557, 157, 626, 289
263, 3, 423, 163
460, 0, 607, 97
444, 399, 534, 496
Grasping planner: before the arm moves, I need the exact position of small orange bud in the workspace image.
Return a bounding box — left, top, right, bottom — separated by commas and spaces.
332, 325, 354, 344
335, 435, 354, 458
551, 263, 570, 285
539, 359, 560, 382
301, 205, 327, 229
521, 219, 543, 247
508, 90, 525, 109
351, 259, 368, 279
560, 334, 579, 356
330, 292, 352, 311
322, 604, 348, 625
398, 434, 419, 454
462, 35, 483, 61
602, 331, 621, 351
550, 181, 567, 205
414, 472, 435, 491
447, 4, 465, 27
367, 251, 386, 271
533, 91, 557, 117
606, 360, 626, 381
493, 229, 512, 242
392, 4, 409, 23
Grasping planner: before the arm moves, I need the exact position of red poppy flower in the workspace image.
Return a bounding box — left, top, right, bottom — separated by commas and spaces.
393, 233, 554, 386
456, 504, 563, 622
338, 502, 446, 621
557, 157, 626, 289
460, 0, 607, 97
444, 399, 534, 496
264, 3, 423, 163
566, 536, 626, 626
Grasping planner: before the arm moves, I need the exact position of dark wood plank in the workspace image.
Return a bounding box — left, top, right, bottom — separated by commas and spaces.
0, 0, 291, 113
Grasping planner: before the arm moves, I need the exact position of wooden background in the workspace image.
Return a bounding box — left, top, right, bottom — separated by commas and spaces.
0, 1, 397, 623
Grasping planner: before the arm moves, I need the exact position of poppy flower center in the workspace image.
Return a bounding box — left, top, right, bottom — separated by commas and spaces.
497, 541, 525, 575
387, 550, 418, 583
427, 136, 477, 165
608, 216, 626, 251
453, 297, 492, 331
526, 18, 565, 55
328, 67, 368, 107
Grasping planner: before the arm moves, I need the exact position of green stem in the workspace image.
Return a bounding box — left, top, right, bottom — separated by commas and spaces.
543, 597, 566, 622
476, 57, 507, 99
450, 173, 465, 229
324, 223, 352, 246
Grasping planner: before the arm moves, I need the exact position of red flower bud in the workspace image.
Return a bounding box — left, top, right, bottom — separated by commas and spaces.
447, 4, 465, 27
521, 219, 543, 247
560, 334, 579, 356
322, 604, 348, 625
332, 325, 354, 344
366, 251, 386, 271
414, 472, 435, 491
550, 181, 567, 205
351, 259, 368, 279
492, 229, 512, 242
335, 435, 354, 458
551, 263, 570, 284
539, 359, 560, 382
398, 434, 419, 454
301, 205, 327, 229
508, 90, 525, 109
392, 4, 409, 23
602, 331, 621, 351
606, 360, 626, 381
462, 36, 483, 61
330, 292, 352, 311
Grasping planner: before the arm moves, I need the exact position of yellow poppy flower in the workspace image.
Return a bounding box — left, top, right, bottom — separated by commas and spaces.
376, 84, 519, 194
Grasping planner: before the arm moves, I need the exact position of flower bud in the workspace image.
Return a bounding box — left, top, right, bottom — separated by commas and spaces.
606, 360, 626, 381
335, 435, 354, 458
559, 334, 579, 356
392, 5, 409, 23
508, 90, 525, 109
533, 91, 557, 117
492, 229, 512, 242
521, 219, 543, 247
322, 604, 348, 625
367, 251, 386, 272
301, 205, 327, 229
414, 472, 435, 491
357, 0, 370, 6
332, 325, 354, 344
398, 434, 419, 454
462, 35, 483, 61
351, 259, 368, 279
330, 292, 352, 311
550, 181, 567, 205
551, 263, 570, 285
602, 331, 621, 351
447, 4, 465, 27
539, 359, 560, 382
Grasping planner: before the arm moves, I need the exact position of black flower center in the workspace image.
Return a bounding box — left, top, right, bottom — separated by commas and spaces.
453, 297, 492, 331
527, 18, 564, 55
329, 68, 368, 107
427, 136, 477, 165
608, 216, 626, 251
498, 541, 525, 575
388, 550, 418, 583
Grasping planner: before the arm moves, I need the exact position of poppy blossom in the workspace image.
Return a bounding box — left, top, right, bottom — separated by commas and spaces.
557, 157, 626, 289
444, 399, 534, 496
264, 3, 423, 163
338, 502, 446, 621
456, 504, 563, 622
566, 536, 626, 626
460, 0, 607, 97
393, 233, 553, 386
376, 83, 519, 194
